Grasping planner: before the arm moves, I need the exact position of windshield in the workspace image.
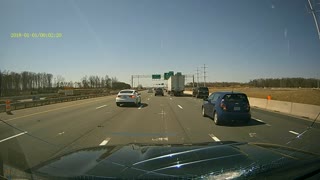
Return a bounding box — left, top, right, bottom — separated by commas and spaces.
1, 0, 320, 179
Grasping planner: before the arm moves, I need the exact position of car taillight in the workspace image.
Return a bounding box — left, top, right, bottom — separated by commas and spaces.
220, 102, 227, 111
129, 95, 135, 98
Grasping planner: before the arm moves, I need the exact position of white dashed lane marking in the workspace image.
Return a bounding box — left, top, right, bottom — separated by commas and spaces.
178, 105, 183, 109
99, 138, 111, 146
208, 134, 220, 142
96, 105, 107, 109
289, 131, 299, 135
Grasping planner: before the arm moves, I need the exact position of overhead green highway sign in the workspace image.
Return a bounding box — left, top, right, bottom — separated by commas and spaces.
164, 71, 174, 80
152, 74, 161, 79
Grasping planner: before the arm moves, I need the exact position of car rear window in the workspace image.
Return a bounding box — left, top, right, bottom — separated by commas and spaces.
199, 87, 209, 91
223, 94, 248, 102
120, 90, 133, 94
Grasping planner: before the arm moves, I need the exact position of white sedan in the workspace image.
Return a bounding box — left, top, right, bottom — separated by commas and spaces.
116, 89, 141, 107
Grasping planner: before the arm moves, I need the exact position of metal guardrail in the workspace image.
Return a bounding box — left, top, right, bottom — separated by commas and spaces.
0, 93, 116, 113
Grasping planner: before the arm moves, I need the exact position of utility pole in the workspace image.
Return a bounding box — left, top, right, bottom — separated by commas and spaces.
193, 75, 195, 88
196, 67, 200, 87
131, 75, 133, 88
202, 64, 208, 87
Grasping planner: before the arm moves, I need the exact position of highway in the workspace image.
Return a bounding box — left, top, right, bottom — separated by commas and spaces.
0, 90, 319, 170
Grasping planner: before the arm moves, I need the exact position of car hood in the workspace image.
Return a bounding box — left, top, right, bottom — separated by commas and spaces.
30, 141, 320, 179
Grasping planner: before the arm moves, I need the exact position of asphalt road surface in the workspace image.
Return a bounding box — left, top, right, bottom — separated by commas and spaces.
0, 90, 319, 170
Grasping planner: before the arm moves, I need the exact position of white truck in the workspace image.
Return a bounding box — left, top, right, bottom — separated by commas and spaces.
167, 74, 185, 96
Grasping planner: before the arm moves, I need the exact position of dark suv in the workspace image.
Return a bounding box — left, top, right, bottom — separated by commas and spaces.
155, 88, 164, 96
192, 87, 209, 98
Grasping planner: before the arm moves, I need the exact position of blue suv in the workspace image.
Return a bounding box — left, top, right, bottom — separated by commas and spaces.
202, 92, 251, 125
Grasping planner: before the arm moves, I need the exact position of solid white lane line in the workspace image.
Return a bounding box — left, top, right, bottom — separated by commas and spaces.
178, 105, 183, 109
254, 118, 264, 123
96, 105, 107, 109
252, 117, 271, 126
6, 98, 107, 122
0, 132, 28, 143
289, 131, 299, 135
208, 134, 220, 142
99, 138, 111, 146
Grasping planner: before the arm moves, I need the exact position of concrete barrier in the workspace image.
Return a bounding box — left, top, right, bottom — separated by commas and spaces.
248, 97, 320, 120
248, 97, 268, 109
291, 103, 320, 120
266, 99, 292, 114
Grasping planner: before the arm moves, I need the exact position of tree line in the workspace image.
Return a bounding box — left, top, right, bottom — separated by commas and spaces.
186, 78, 319, 88
248, 78, 319, 88
0, 70, 130, 97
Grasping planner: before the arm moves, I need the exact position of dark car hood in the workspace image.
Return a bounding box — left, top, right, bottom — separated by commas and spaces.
30, 141, 320, 179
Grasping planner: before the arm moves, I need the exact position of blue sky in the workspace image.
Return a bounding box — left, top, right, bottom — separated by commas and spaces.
1, 0, 320, 86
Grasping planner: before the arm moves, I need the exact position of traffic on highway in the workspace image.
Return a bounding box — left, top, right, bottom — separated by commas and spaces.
1, 0, 320, 179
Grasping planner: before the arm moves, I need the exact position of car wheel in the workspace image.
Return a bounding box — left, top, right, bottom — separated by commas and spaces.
202, 107, 206, 117
213, 111, 220, 125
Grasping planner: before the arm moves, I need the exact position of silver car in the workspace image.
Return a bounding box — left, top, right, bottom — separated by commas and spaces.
116, 89, 141, 107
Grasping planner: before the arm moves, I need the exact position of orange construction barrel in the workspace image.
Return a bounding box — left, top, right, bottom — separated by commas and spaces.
267, 95, 271, 100
5, 100, 11, 112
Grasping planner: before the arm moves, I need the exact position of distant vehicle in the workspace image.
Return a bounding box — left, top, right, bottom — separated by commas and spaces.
154, 88, 164, 96
202, 92, 251, 125
116, 89, 141, 107
167, 74, 185, 96
147, 89, 153, 93
192, 87, 209, 98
